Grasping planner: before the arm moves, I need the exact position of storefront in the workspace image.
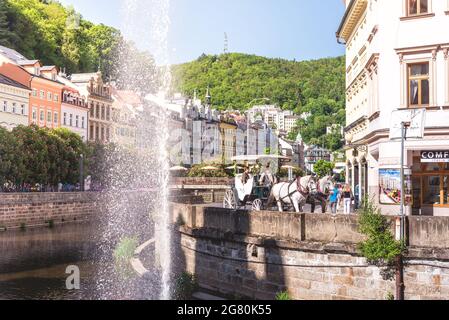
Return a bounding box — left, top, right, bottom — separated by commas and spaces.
411, 150, 449, 216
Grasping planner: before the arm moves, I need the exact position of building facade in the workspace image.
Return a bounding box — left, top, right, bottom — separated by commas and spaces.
338, 0, 449, 216
247, 105, 300, 134
111, 89, 139, 148
0, 73, 30, 130
61, 88, 89, 141
71, 72, 113, 144
219, 119, 237, 164
0, 48, 64, 129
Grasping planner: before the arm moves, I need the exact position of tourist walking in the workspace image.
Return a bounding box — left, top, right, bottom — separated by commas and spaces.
329, 186, 340, 214
342, 184, 353, 214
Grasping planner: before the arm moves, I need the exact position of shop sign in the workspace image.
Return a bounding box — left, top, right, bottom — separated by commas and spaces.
421, 151, 449, 163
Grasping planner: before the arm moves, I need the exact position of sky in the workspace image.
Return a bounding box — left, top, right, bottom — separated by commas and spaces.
58, 0, 346, 65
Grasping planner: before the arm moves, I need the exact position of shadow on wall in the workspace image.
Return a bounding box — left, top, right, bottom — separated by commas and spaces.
186, 207, 287, 300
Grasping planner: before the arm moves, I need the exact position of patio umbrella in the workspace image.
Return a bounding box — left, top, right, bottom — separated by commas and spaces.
226, 165, 243, 170
169, 166, 188, 171
281, 165, 296, 170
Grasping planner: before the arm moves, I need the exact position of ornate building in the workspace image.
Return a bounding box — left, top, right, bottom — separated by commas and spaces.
337, 0, 449, 216
71, 72, 113, 143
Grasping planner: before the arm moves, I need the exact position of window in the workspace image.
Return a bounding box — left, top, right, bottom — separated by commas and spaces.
408, 63, 429, 107
40, 90, 45, 99
101, 105, 105, 120
47, 92, 52, 101
81, 117, 85, 129
47, 111, 52, 123
407, 0, 428, 16
54, 112, 58, 124
413, 160, 449, 208
40, 110, 44, 122
96, 104, 100, 118
12, 103, 16, 113
76, 115, 79, 128
32, 89, 37, 97
69, 114, 73, 126
21, 104, 25, 115
32, 107, 37, 120
3, 101, 7, 112
54, 94, 59, 102
63, 113, 67, 125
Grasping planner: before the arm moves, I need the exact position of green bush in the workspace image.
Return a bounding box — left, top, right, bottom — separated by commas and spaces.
278, 167, 304, 179
114, 236, 139, 263
173, 272, 198, 300
188, 164, 228, 178
275, 291, 292, 300
358, 198, 404, 271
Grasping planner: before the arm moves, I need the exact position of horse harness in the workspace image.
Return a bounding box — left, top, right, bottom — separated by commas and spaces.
279, 177, 310, 204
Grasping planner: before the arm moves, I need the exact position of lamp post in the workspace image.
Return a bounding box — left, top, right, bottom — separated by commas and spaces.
399, 121, 411, 242
79, 154, 84, 192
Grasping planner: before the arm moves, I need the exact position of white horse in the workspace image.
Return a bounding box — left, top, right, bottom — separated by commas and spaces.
267, 175, 318, 213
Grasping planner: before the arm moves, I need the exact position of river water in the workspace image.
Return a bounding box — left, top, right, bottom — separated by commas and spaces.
0, 222, 157, 300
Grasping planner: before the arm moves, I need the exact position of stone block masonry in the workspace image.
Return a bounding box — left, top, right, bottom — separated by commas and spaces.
0, 192, 102, 230
171, 203, 449, 300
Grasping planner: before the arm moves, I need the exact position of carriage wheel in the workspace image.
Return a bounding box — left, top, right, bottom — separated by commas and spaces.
223, 190, 238, 210
252, 199, 263, 212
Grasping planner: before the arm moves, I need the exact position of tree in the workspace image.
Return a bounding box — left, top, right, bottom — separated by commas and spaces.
0, 127, 23, 189
313, 160, 335, 178
0, 0, 16, 47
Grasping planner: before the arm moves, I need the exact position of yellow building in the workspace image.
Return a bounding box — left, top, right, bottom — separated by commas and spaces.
219, 119, 237, 164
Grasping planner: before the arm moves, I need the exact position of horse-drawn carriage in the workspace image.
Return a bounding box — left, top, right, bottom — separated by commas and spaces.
222, 155, 336, 213
222, 155, 291, 211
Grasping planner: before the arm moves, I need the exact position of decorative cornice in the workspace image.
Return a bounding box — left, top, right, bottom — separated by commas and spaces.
395, 44, 441, 55
336, 0, 368, 43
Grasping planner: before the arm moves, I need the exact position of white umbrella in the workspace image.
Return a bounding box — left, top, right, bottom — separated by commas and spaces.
281, 165, 296, 170
226, 165, 243, 170
170, 166, 188, 172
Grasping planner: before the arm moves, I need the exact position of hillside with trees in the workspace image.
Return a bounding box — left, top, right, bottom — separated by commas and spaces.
0, 1, 346, 151
0, 0, 157, 93
171, 53, 346, 150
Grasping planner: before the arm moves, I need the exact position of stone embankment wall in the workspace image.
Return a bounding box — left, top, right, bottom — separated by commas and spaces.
0, 192, 101, 230
171, 203, 449, 300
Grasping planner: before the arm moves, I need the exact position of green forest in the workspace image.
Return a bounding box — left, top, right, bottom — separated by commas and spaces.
0, 0, 346, 151
0, 0, 157, 92
172, 53, 346, 150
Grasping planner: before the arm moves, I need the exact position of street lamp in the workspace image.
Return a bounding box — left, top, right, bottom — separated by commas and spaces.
79, 154, 84, 192
344, 133, 368, 155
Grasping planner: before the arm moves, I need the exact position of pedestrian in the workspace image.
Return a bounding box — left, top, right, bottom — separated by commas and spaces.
329, 186, 340, 214
343, 184, 353, 214
354, 184, 360, 209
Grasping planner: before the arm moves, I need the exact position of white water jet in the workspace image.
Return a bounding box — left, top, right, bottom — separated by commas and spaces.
122, 0, 172, 300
